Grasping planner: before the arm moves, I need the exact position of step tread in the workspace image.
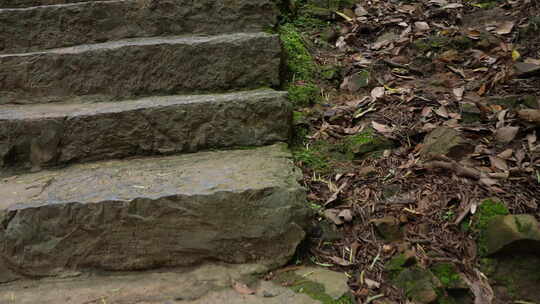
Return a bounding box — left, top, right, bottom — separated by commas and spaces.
1, 144, 296, 210
0, 89, 291, 171
0, 0, 277, 53
0, 32, 272, 57
0, 89, 284, 119
0, 32, 280, 105
0, 0, 98, 8
0, 265, 319, 304
0, 144, 308, 278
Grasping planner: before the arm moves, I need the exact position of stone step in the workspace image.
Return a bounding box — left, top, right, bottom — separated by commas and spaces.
0, 0, 91, 8
0, 33, 281, 105
0, 0, 277, 53
0, 264, 319, 303
0, 144, 309, 281
0, 89, 291, 172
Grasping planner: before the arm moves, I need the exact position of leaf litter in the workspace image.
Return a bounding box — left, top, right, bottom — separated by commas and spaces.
287, 0, 540, 303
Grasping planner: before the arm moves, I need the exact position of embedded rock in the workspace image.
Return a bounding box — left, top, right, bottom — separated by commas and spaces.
484, 214, 540, 255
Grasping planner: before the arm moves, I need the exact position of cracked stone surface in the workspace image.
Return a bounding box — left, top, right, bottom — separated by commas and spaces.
0, 0, 278, 53
0, 33, 281, 105
0, 264, 319, 303
0, 89, 291, 172
0, 144, 310, 280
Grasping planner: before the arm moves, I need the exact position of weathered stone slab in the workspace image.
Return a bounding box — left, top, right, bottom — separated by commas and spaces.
0, 0, 278, 53
0, 264, 320, 303
0, 144, 310, 279
0, 89, 291, 172
0, 0, 88, 8
0, 33, 280, 105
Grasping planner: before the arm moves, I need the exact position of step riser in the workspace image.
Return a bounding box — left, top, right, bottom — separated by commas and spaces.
1, 190, 305, 277
0, 91, 291, 172
0, 0, 277, 53
0, 145, 309, 279
0, 33, 281, 105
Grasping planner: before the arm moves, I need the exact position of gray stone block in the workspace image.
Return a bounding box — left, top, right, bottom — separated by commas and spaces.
0, 144, 310, 278
0, 0, 278, 53
0, 89, 291, 171
0, 33, 281, 105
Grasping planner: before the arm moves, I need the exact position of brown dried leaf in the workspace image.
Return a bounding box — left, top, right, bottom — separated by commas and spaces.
371, 87, 386, 99
495, 126, 519, 143
232, 281, 255, 295
414, 21, 430, 31
497, 149, 513, 159
338, 209, 354, 222
329, 256, 353, 266
435, 106, 450, 118
421, 106, 433, 117
372, 121, 393, 133
453, 87, 465, 101
495, 21, 515, 35
518, 109, 540, 125
365, 278, 381, 289
324, 209, 344, 225
489, 156, 508, 171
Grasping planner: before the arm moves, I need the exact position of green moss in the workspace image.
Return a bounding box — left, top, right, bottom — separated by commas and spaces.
514, 216, 533, 234
392, 267, 441, 303
293, 141, 331, 172
342, 128, 394, 158
479, 258, 497, 276
473, 198, 509, 256
385, 254, 409, 278
475, 198, 509, 231
431, 263, 461, 289
280, 23, 316, 82
280, 23, 320, 105
289, 83, 320, 106
450, 35, 474, 50
413, 35, 473, 53
471, 1, 499, 9
274, 272, 354, 304
320, 65, 340, 80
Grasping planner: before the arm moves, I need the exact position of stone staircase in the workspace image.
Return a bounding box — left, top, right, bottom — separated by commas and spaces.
0, 0, 310, 285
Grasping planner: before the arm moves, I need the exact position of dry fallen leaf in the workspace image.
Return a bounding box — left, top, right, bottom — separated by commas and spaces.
495, 126, 519, 143
338, 209, 353, 222
442, 3, 463, 9
489, 156, 508, 171
414, 21, 430, 31
371, 87, 385, 99
372, 121, 393, 133
365, 278, 381, 289
518, 109, 540, 125
495, 21, 515, 35
324, 209, 344, 225
232, 281, 255, 295
497, 149, 513, 159
329, 256, 353, 266
453, 87, 465, 101
435, 106, 450, 118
